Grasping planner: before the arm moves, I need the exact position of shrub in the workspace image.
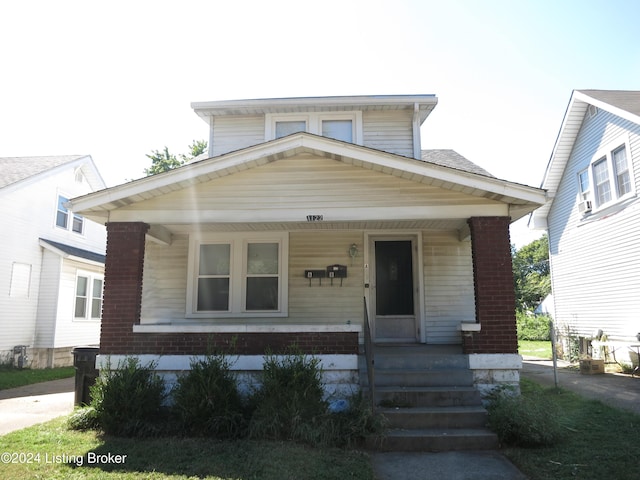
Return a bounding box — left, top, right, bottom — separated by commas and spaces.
172, 354, 246, 438
90, 357, 166, 437
67, 406, 99, 431
517, 311, 551, 341
487, 383, 565, 446
249, 351, 327, 442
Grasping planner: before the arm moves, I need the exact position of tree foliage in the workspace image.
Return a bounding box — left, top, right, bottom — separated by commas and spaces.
144, 140, 208, 176
512, 234, 551, 312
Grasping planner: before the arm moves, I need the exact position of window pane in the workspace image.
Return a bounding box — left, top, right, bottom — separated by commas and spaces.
75, 297, 87, 318
275, 121, 306, 138
247, 243, 278, 274
72, 214, 84, 233
57, 196, 69, 228
76, 276, 88, 296
246, 277, 278, 310
593, 158, 611, 205
613, 146, 631, 196
322, 120, 352, 142
199, 244, 230, 275
91, 298, 102, 318
578, 170, 589, 194
197, 278, 230, 311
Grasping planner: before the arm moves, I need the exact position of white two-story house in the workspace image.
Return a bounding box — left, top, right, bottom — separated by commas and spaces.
0, 155, 107, 368
532, 90, 640, 365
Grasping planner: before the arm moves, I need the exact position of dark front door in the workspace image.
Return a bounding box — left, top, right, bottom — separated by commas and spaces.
373, 239, 418, 342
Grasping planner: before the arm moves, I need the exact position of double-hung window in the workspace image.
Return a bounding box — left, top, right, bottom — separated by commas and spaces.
267, 112, 362, 144
74, 272, 103, 320
188, 233, 288, 317
577, 137, 634, 213
56, 194, 84, 234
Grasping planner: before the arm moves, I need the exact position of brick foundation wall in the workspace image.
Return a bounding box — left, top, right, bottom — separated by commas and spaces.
465, 217, 517, 354
100, 222, 358, 356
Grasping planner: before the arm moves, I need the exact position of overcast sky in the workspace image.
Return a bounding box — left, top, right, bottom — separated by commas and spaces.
2, 0, 639, 246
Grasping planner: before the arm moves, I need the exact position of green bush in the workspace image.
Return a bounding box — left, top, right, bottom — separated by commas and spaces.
249, 351, 327, 443
172, 355, 246, 438
67, 406, 99, 431
487, 383, 565, 446
90, 357, 166, 437
517, 311, 551, 341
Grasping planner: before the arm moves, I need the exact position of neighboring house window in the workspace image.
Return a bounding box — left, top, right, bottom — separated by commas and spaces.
266, 112, 362, 144
577, 169, 590, 201
56, 194, 84, 234
593, 157, 611, 206
188, 233, 288, 317
612, 145, 632, 196
578, 138, 634, 212
74, 272, 103, 320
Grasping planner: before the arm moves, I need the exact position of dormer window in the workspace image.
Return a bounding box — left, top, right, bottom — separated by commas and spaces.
267, 112, 362, 144
275, 120, 307, 139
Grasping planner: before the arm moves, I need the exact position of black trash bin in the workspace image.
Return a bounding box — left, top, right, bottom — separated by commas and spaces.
71, 347, 99, 406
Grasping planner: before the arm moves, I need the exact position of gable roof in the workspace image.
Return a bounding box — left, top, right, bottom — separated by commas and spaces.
0, 155, 106, 192
70, 133, 545, 227
531, 89, 640, 228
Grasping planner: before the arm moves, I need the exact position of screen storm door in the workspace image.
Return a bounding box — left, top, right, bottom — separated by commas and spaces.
372, 238, 419, 343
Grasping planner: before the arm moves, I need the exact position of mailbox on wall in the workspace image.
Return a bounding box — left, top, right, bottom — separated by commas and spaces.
326, 264, 347, 278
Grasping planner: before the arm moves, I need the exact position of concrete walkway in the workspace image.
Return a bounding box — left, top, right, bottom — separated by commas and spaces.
0, 377, 74, 435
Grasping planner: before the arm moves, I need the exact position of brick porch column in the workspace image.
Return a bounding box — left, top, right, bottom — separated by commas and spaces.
465, 217, 517, 354
100, 222, 149, 354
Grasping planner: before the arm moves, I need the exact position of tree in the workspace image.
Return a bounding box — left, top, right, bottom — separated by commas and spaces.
512, 235, 551, 312
144, 140, 208, 176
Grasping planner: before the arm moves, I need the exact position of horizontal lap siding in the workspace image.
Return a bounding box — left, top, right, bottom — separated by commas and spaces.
123, 155, 493, 213
548, 110, 640, 339
140, 231, 363, 326
211, 116, 265, 157
362, 110, 414, 157
288, 231, 363, 325
423, 232, 475, 344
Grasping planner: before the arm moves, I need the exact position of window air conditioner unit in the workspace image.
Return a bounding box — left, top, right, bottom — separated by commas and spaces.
578, 200, 592, 214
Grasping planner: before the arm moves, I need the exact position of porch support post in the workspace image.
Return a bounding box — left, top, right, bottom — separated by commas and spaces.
100, 222, 149, 354
466, 216, 517, 354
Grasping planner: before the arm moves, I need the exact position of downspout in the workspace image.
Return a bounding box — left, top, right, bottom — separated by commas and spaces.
412, 103, 421, 160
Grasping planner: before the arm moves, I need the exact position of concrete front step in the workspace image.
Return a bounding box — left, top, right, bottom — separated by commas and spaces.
373, 386, 483, 408
365, 368, 474, 387
371, 428, 499, 452
380, 406, 489, 429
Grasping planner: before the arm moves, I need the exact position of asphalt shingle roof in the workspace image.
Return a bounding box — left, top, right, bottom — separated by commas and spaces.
0, 155, 84, 189
40, 239, 106, 264
421, 149, 494, 177
578, 90, 640, 118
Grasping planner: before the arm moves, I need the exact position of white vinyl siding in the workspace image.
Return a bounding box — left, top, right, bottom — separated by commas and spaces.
547, 108, 640, 340
423, 232, 475, 344
211, 115, 265, 157
362, 110, 414, 157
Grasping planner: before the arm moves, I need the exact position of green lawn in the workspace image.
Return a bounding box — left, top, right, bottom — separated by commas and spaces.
501, 379, 640, 480
0, 366, 75, 390
0, 418, 373, 480
518, 340, 552, 359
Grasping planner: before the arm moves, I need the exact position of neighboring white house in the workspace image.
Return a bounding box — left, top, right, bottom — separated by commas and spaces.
0, 155, 107, 368
532, 90, 640, 364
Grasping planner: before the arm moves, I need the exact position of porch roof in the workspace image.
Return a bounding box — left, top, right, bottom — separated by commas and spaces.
69, 133, 545, 234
